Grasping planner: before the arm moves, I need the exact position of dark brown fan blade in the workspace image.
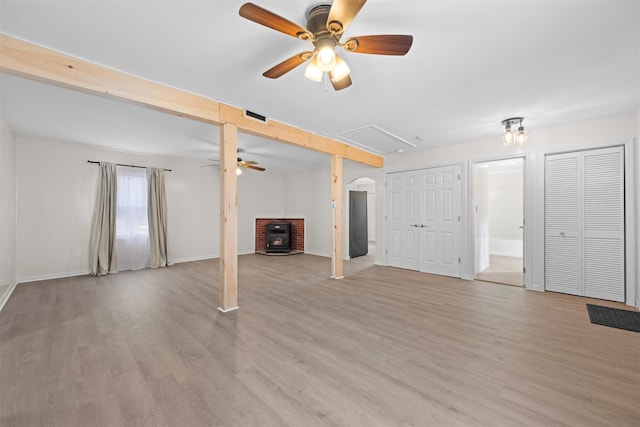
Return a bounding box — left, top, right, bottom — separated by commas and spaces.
263, 51, 313, 78
326, 0, 367, 35
343, 35, 413, 55
239, 3, 312, 40
244, 164, 266, 172
329, 73, 352, 91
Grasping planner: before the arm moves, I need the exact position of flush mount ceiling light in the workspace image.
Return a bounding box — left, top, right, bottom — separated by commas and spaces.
239, 1, 413, 91
502, 117, 527, 146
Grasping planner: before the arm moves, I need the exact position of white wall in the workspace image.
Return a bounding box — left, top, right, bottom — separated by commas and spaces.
238, 171, 285, 254
283, 166, 332, 257
474, 166, 490, 271
15, 136, 219, 281
636, 109, 640, 307
0, 114, 17, 306
13, 134, 290, 282
343, 162, 384, 263
384, 112, 639, 305
488, 167, 524, 257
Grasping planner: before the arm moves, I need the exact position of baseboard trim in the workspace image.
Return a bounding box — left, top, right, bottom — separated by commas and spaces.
172, 255, 217, 264
17, 269, 90, 284
218, 306, 239, 313
0, 281, 19, 312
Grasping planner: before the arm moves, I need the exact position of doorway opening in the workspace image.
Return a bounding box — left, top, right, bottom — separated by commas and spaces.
473, 158, 524, 286
347, 177, 376, 270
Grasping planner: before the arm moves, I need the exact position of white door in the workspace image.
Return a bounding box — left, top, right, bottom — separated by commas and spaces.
387, 171, 420, 270
545, 152, 582, 296
386, 165, 461, 277
545, 146, 625, 302
582, 147, 624, 301
418, 165, 461, 276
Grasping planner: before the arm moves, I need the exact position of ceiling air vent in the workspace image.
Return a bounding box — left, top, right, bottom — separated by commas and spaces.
244, 109, 268, 123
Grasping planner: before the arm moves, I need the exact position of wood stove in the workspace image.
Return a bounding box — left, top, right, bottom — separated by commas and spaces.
266, 222, 291, 253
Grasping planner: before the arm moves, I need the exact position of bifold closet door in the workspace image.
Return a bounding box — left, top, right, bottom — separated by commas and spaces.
582, 147, 624, 301
545, 146, 624, 302
545, 152, 582, 296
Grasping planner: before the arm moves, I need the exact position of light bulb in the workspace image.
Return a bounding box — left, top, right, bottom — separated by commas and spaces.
517, 126, 527, 145
330, 55, 350, 82
315, 38, 336, 71
503, 127, 513, 146
236, 167, 242, 175
304, 56, 323, 82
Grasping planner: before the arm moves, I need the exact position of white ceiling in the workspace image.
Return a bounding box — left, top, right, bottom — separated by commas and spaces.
1, 0, 638, 173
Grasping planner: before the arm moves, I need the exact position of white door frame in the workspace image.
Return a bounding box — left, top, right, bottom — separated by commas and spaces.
383, 162, 466, 275
539, 141, 636, 307
468, 154, 531, 289
469, 155, 527, 287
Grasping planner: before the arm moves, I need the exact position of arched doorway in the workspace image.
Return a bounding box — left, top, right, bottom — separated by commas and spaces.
346, 177, 376, 268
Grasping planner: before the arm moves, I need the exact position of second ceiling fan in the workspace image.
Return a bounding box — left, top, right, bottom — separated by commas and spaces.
239, 0, 413, 90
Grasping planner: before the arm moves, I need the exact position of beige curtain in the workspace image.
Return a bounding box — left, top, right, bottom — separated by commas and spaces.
90, 162, 118, 276
147, 168, 171, 268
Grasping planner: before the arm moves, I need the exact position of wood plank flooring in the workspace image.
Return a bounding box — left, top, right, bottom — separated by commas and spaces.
1, 254, 639, 426
475, 255, 524, 286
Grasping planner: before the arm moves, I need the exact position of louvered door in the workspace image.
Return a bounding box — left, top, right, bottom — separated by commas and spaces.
545, 153, 582, 295
545, 146, 625, 302
582, 147, 624, 301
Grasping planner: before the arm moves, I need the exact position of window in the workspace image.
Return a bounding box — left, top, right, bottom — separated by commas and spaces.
116, 166, 150, 270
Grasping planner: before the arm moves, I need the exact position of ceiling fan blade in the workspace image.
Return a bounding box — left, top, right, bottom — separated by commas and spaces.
329, 73, 352, 91
263, 52, 313, 78
326, 0, 367, 35
239, 3, 312, 40
244, 164, 266, 172
343, 35, 413, 55
239, 160, 258, 165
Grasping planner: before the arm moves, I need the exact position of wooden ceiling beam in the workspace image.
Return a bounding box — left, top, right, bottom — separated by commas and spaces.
0, 34, 222, 125
219, 104, 384, 168
0, 34, 384, 168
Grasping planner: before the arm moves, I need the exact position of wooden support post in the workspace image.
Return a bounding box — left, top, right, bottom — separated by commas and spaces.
331, 154, 344, 279
218, 123, 239, 312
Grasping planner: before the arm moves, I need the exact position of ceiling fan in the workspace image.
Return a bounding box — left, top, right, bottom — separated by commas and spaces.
204, 158, 266, 173
239, 0, 413, 90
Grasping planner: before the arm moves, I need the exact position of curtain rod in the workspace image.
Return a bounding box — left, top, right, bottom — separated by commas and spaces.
87, 160, 171, 172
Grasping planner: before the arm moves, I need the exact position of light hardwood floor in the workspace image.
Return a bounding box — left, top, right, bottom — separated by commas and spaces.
475, 255, 524, 286
1, 254, 638, 426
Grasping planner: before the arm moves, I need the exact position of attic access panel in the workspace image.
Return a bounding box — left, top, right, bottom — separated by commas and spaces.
337, 124, 415, 154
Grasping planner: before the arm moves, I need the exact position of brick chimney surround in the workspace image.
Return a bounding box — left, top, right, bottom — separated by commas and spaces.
255, 218, 304, 254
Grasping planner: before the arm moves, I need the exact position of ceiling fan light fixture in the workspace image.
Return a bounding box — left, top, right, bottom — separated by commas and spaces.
238, 2, 414, 90
236, 166, 242, 175
516, 121, 527, 145
304, 56, 323, 82
501, 117, 526, 146
315, 38, 336, 71
331, 54, 350, 82
503, 125, 513, 146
